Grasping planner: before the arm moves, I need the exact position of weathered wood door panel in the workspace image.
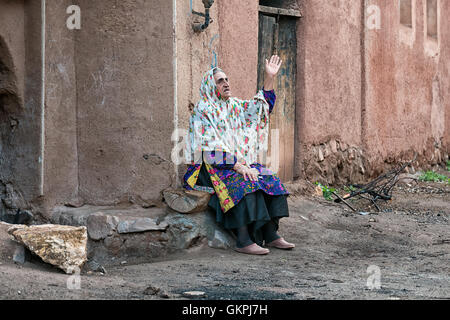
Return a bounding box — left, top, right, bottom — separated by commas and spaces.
257, 14, 297, 182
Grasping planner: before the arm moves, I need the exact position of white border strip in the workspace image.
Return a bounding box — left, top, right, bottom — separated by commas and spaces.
40, 0, 46, 195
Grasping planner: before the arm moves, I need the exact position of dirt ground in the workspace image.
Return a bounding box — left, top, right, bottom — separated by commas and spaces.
0, 171, 449, 300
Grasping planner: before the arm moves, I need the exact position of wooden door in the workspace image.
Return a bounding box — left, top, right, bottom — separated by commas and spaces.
257, 13, 297, 182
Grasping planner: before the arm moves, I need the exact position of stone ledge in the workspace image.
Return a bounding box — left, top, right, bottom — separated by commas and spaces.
50, 203, 235, 269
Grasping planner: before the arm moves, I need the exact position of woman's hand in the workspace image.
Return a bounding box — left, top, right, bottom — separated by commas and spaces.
265, 55, 282, 78
233, 163, 260, 182
264, 55, 282, 91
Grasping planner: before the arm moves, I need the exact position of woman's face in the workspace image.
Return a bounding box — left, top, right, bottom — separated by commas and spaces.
213, 71, 232, 100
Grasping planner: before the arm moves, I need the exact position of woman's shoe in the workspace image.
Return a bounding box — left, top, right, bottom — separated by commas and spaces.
235, 243, 270, 255
266, 238, 295, 250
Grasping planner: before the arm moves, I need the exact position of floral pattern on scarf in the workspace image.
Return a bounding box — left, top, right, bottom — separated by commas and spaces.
185, 69, 270, 166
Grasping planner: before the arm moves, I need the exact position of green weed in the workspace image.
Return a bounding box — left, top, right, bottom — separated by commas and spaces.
418, 171, 450, 184
315, 182, 336, 201
343, 185, 356, 193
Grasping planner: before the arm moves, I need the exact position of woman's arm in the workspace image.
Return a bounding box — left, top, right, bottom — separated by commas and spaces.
261, 55, 281, 114
263, 89, 276, 114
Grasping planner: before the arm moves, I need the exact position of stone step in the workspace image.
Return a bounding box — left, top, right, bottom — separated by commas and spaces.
49, 202, 235, 269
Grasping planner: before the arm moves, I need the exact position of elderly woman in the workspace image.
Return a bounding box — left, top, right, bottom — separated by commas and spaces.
183, 55, 294, 255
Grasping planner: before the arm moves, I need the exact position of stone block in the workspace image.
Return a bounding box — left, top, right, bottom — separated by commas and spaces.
117, 217, 168, 234
323, 143, 331, 158
318, 147, 324, 162
2, 183, 27, 210
12, 244, 29, 264
87, 212, 119, 240
0, 222, 22, 261
8, 224, 88, 274
329, 139, 338, 153
208, 229, 234, 249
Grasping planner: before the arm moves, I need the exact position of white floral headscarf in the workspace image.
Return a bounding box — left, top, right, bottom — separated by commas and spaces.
186, 68, 270, 165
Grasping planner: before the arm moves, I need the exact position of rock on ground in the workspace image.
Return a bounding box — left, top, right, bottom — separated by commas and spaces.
8, 224, 87, 274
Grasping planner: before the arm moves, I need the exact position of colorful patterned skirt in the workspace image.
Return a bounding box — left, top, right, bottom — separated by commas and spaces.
195, 163, 290, 246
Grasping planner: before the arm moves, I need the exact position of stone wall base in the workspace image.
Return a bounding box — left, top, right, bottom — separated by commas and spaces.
49, 204, 235, 270
297, 137, 449, 186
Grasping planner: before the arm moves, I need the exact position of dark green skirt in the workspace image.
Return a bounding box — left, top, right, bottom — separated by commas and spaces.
196, 163, 289, 246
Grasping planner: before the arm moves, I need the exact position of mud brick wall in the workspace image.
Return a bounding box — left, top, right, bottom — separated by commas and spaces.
0, 0, 449, 221
295, 0, 449, 185
0, 0, 43, 217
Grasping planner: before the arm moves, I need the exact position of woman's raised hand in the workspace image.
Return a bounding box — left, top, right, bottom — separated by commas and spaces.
265, 55, 282, 78
264, 55, 282, 91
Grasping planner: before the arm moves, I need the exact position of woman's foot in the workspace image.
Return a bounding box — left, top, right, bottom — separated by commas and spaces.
266, 237, 295, 250
235, 243, 270, 255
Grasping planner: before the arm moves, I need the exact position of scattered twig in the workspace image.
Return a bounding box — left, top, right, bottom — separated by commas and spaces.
331, 191, 357, 212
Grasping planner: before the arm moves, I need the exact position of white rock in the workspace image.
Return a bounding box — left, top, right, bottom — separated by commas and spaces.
87, 213, 119, 240
117, 218, 168, 234
318, 148, 324, 162
183, 291, 205, 297
8, 224, 87, 274
330, 140, 337, 153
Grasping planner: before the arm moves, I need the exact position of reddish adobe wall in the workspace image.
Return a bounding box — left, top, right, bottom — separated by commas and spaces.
73, 0, 176, 209
434, 0, 449, 161
41, 0, 79, 216
295, 0, 449, 185
294, 0, 366, 184
217, 0, 260, 99
364, 0, 449, 177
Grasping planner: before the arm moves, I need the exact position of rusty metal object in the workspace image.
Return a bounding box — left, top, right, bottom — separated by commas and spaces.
334, 153, 419, 211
